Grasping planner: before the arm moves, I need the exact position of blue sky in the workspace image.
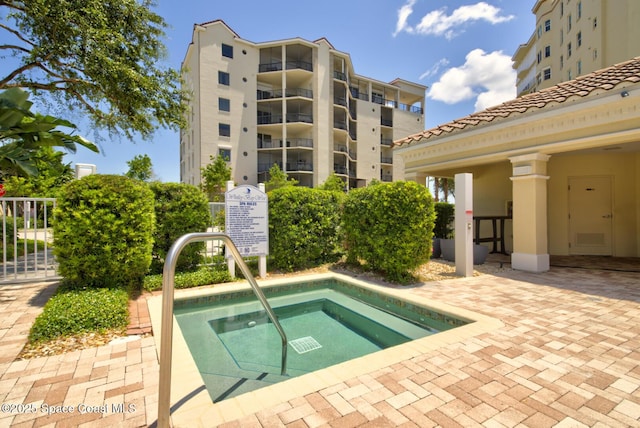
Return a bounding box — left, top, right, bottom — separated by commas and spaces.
64, 1, 536, 182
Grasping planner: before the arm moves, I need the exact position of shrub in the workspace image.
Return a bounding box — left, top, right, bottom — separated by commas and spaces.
342, 181, 435, 282
149, 182, 211, 274
268, 186, 344, 271
143, 266, 232, 292
434, 202, 455, 238
28, 285, 129, 342
53, 174, 155, 290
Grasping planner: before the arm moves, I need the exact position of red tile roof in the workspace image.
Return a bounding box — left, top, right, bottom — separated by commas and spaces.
395, 56, 640, 147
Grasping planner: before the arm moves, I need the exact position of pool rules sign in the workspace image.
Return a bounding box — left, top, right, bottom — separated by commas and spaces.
225, 182, 268, 277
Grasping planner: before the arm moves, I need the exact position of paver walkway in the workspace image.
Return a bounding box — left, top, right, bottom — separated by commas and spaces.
0, 263, 639, 427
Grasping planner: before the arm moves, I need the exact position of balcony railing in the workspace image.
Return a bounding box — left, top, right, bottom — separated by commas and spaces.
334, 121, 347, 131
350, 87, 369, 101
333, 71, 347, 81
286, 60, 312, 71
258, 162, 283, 173
381, 138, 394, 147
334, 165, 347, 174
257, 138, 313, 149
381, 118, 393, 127
286, 113, 313, 123
334, 96, 347, 107
335, 145, 347, 153
258, 114, 283, 125
259, 62, 283, 73
258, 88, 313, 100
381, 173, 393, 182
381, 156, 393, 164
286, 161, 313, 172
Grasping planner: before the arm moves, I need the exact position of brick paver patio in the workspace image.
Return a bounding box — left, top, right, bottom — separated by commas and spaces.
0, 262, 639, 427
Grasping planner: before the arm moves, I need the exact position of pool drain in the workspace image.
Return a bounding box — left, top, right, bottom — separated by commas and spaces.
289, 336, 322, 354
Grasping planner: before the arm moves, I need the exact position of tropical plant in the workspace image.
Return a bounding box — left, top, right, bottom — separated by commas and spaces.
200, 154, 232, 201
0, 88, 97, 177
264, 163, 297, 192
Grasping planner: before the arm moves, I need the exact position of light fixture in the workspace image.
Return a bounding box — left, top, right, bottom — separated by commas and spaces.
621, 90, 630, 98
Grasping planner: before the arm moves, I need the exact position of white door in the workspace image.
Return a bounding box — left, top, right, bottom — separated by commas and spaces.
568, 176, 613, 255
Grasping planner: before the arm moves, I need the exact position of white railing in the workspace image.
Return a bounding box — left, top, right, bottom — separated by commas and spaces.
0, 197, 58, 283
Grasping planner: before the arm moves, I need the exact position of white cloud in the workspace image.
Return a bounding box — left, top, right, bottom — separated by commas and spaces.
427, 49, 516, 111
419, 58, 450, 80
393, 0, 417, 36
394, 1, 514, 39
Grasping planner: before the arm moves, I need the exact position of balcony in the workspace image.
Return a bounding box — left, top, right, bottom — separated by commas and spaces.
258, 88, 313, 100
286, 161, 313, 172
333, 71, 347, 81
286, 113, 313, 124
259, 62, 283, 73
381, 118, 393, 127
381, 138, 393, 147
381, 173, 393, 182
381, 156, 393, 164
286, 60, 312, 72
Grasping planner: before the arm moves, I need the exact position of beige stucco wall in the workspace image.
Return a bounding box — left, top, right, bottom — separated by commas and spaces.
548, 151, 640, 257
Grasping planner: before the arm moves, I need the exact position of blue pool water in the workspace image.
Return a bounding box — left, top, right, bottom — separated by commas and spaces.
174, 278, 469, 402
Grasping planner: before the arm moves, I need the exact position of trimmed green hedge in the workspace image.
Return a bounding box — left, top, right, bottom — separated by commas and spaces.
53, 174, 155, 290
268, 186, 344, 271
342, 181, 435, 282
29, 285, 129, 342
434, 202, 455, 238
149, 182, 211, 274
143, 266, 232, 292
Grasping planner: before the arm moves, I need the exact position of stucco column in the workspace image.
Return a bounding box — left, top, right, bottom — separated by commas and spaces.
509, 154, 550, 272
404, 172, 428, 186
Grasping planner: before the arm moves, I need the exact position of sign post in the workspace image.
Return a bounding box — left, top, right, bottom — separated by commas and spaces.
225, 182, 269, 278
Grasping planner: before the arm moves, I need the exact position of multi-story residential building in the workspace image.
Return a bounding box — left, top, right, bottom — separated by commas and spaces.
512, 0, 640, 96
180, 20, 426, 189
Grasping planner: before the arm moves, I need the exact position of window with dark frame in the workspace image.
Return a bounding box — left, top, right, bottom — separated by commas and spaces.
219, 123, 230, 137
218, 71, 230, 86
222, 44, 233, 58
219, 97, 230, 112
219, 148, 231, 162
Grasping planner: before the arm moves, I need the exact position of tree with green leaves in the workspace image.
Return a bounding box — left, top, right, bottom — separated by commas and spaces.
319, 172, 345, 192
264, 163, 298, 192
200, 155, 232, 201
125, 154, 154, 182
0, 0, 187, 139
0, 87, 97, 178
3, 146, 73, 197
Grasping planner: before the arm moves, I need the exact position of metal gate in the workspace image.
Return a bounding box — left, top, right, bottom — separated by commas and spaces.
1, 198, 58, 283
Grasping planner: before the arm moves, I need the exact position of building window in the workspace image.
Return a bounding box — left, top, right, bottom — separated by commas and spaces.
219, 123, 230, 137
577, 1, 582, 19
219, 148, 231, 161
577, 31, 582, 47
218, 71, 230, 86
537, 51, 542, 64
219, 97, 230, 112
577, 60, 582, 75
561, 1, 564, 17
543, 68, 552, 80
545, 19, 551, 31
567, 42, 572, 58
537, 25, 542, 39
568, 70, 573, 80
593, 49, 598, 60
545, 46, 551, 58
560, 55, 564, 69
593, 17, 597, 29
560, 29, 564, 45
222, 44, 233, 58
568, 14, 572, 31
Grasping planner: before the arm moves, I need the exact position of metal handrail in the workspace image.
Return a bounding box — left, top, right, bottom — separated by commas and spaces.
157, 232, 288, 427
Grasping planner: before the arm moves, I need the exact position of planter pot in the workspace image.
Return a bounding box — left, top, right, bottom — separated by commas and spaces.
439, 239, 490, 265
432, 238, 442, 258
441, 239, 455, 262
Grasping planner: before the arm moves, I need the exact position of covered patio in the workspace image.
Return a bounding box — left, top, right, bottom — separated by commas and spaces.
395, 57, 640, 272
